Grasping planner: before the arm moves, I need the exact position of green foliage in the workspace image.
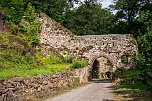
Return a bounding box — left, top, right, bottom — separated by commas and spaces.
135, 25, 152, 87
23, 3, 36, 21
61, 56, 73, 63
0, 50, 36, 67
20, 3, 41, 46
21, 21, 41, 45
36, 51, 73, 65
0, 32, 10, 48
23, 0, 73, 23
0, 33, 72, 79
47, 56, 63, 64
116, 69, 150, 90
23, 0, 114, 35
118, 83, 150, 90
121, 69, 140, 79
0, 0, 25, 24
111, 0, 152, 37
71, 60, 88, 69
121, 55, 134, 64
63, 3, 114, 35
110, 0, 152, 89
0, 64, 71, 79
137, 11, 152, 27
0, 1, 41, 46
0, 49, 71, 79
35, 52, 61, 65
137, 27, 152, 66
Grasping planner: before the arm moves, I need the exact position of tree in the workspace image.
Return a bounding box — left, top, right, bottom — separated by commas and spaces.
63, 2, 114, 35
110, 0, 152, 37
20, 3, 41, 46
136, 24, 152, 85
23, 0, 78, 23
0, 0, 25, 24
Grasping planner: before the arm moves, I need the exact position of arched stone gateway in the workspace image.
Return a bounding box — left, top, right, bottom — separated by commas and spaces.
91, 56, 113, 79
38, 13, 138, 81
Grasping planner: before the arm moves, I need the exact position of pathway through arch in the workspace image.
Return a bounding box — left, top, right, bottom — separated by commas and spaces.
46, 79, 114, 101
91, 56, 113, 80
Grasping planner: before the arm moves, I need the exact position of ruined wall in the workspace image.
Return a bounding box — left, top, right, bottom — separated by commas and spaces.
0, 67, 89, 101
80, 35, 137, 71
38, 13, 138, 72
38, 13, 86, 57
0, 13, 138, 100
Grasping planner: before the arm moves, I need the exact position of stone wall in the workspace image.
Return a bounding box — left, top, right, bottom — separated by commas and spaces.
96, 57, 112, 79
0, 12, 138, 100
38, 13, 86, 57
38, 13, 138, 72
0, 67, 89, 101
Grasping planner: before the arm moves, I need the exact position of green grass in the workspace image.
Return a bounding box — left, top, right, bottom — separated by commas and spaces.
121, 69, 141, 78
118, 83, 150, 90
0, 49, 88, 79
0, 48, 71, 79
71, 60, 88, 69
0, 64, 71, 79
116, 69, 150, 91
0, 32, 88, 79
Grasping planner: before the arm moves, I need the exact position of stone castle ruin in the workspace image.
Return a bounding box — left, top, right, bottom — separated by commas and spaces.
38, 13, 138, 79
0, 13, 138, 101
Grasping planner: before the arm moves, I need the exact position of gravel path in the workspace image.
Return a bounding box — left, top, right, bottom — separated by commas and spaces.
46, 79, 114, 101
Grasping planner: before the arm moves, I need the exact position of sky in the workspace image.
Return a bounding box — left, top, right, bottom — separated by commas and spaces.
101, 0, 114, 8
74, 0, 114, 8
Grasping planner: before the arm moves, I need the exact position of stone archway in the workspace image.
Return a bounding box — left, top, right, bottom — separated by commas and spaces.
90, 56, 113, 80
92, 59, 99, 78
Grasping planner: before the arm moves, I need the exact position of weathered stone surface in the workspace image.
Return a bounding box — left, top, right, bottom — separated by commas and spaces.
0, 67, 89, 100
38, 13, 138, 73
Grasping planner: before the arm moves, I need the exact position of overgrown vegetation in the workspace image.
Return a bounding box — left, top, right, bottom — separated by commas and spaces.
117, 69, 149, 90
0, 0, 89, 79
113, 69, 152, 101
0, 41, 72, 79
23, 0, 114, 35
0, 31, 88, 79
71, 60, 88, 69
0, 0, 41, 46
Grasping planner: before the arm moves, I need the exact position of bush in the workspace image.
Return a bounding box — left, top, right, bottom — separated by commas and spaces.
47, 55, 62, 64
20, 3, 41, 46
61, 56, 73, 63
0, 50, 38, 69
71, 60, 88, 69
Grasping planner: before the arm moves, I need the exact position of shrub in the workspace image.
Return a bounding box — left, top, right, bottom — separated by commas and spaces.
20, 3, 41, 46
71, 60, 88, 69
61, 56, 73, 63
47, 55, 62, 64
35, 52, 63, 65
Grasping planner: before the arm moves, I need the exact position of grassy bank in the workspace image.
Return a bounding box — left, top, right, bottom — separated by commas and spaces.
0, 64, 71, 79
113, 69, 152, 100
0, 33, 88, 79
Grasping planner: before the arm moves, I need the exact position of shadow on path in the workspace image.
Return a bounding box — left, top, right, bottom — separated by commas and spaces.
91, 79, 112, 83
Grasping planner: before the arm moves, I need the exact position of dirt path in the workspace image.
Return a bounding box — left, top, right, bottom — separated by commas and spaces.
45, 79, 114, 101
